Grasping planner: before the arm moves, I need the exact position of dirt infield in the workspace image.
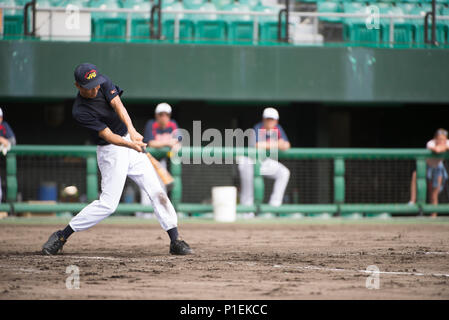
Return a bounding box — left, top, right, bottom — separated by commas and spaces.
0, 218, 448, 300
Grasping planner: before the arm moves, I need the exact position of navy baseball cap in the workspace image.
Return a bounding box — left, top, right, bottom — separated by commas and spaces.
74, 63, 106, 89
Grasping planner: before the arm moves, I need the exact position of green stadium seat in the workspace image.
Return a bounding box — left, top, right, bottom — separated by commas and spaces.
417, 3, 433, 14
121, 0, 151, 17
317, 1, 342, 24
13, 0, 30, 5
192, 3, 227, 41
228, 21, 255, 42
90, 0, 127, 40
1, 0, 24, 38
211, 0, 232, 9
119, 0, 143, 6
395, 3, 416, 15
130, 18, 150, 38
121, 0, 151, 39
415, 24, 446, 45
195, 20, 227, 41
423, 0, 447, 3
239, 0, 260, 8
343, 3, 381, 43
259, 21, 288, 42
410, 5, 446, 44
442, 7, 449, 22
380, 6, 414, 44
342, 2, 365, 24
161, 2, 195, 41
254, 4, 285, 43
251, 3, 284, 41
160, 0, 177, 5
49, 0, 80, 7
162, 1, 185, 20
222, 3, 254, 42
1, 0, 21, 15
3, 15, 24, 38
92, 17, 127, 40
443, 7, 449, 43
343, 25, 382, 44
163, 19, 195, 40
89, 0, 124, 19
35, 0, 53, 9
253, 4, 280, 23
48, 0, 61, 6
222, 3, 251, 22
188, 2, 218, 23
183, 0, 205, 10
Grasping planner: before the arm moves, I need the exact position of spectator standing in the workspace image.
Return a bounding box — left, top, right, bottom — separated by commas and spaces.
0, 107, 17, 202
409, 128, 449, 217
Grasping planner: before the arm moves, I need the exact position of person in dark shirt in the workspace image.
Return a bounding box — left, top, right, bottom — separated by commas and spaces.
143, 103, 180, 150
0, 107, 16, 202
138, 103, 181, 217
42, 63, 192, 256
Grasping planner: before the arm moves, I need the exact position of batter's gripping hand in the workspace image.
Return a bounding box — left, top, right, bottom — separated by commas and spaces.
129, 130, 146, 152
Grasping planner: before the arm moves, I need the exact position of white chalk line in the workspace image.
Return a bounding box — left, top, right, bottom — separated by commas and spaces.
424, 251, 449, 255
311, 251, 449, 257
272, 264, 449, 278
49, 251, 449, 260
2, 253, 449, 278
0, 265, 43, 273
60, 255, 120, 261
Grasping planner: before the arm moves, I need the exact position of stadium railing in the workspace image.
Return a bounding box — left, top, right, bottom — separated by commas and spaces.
2, 145, 449, 216
2, 3, 449, 45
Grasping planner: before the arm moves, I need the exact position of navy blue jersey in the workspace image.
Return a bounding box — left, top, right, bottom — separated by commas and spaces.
143, 119, 179, 143
253, 122, 289, 144
0, 121, 15, 140
72, 75, 127, 145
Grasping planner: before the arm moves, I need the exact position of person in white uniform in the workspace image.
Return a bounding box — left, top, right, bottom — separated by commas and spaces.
138, 103, 181, 217
42, 63, 192, 255
238, 107, 291, 208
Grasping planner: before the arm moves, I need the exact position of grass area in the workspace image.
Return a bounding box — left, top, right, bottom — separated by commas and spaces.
1, 215, 449, 226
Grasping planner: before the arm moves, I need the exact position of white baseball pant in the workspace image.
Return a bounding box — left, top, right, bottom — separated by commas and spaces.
69, 134, 178, 232
238, 156, 290, 207
139, 158, 167, 215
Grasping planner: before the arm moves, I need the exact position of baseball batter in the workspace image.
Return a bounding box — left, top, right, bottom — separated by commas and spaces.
42, 63, 192, 255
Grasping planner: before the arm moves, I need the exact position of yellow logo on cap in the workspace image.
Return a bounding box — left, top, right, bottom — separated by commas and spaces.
84, 70, 97, 80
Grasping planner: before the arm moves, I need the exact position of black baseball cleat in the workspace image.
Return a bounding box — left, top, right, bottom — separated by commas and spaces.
42, 231, 66, 255
170, 239, 193, 255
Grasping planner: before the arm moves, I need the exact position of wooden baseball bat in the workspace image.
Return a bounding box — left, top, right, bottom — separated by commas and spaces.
142, 147, 174, 188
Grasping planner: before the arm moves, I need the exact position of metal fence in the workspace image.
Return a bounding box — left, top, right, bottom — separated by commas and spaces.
1, 145, 449, 216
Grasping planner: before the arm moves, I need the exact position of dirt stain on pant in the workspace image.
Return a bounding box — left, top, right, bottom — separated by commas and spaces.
158, 192, 168, 207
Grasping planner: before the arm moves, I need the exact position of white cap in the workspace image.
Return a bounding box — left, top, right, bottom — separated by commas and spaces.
155, 102, 172, 114
262, 107, 279, 120
0, 107, 3, 117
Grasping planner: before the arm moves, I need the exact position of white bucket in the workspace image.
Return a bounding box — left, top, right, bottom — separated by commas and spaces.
212, 186, 237, 222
